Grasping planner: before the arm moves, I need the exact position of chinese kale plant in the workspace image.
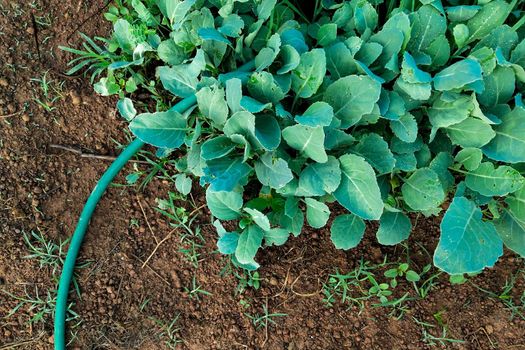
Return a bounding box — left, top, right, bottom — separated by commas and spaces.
65, 0, 525, 276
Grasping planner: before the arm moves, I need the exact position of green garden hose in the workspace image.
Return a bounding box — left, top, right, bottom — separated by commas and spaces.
54, 60, 255, 350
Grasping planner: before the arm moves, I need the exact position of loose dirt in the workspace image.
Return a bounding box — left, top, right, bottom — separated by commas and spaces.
1, 1, 524, 349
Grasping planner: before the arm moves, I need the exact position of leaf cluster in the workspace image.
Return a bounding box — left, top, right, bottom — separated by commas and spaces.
69, 0, 525, 274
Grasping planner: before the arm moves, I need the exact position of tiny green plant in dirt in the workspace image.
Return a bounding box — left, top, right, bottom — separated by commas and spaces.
150, 314, 184, 349
413, 316, 465, 347
2, 231, 84, 338
183, 275, 212, 300
322, 257, 438, 318
245, 300, 287, 331
156, 191, 204, 268
30, 70, 64, 113
471, 266, 525, 320
65, 0, 525, 278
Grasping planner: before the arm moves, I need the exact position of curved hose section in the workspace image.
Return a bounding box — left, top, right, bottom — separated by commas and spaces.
54, 137, 145, 350
54, 60, 255, 350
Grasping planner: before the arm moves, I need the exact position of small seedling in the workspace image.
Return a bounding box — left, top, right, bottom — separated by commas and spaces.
413, 317, 465, 347
384, 263, 421, 288
30, 71, 64, 113
150, 314, 183, 349
235, 271, 261, 294
183, 275, 211, 300
245, 302, 287, 330
471, 268, 525, 320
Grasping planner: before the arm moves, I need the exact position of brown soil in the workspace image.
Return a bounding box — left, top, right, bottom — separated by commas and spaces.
1, 1, 524, 350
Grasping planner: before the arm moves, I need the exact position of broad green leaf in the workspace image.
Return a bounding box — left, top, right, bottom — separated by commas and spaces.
298, 156, 341, 196
235, 224, 264, 264
157, 65, 198, 97
390, 113, 418, 143
474, 25, 518, 58
244, 208, 271, 232
224, 111, 256, 139
511, 39, 525, 67
117, 98, 136, 121
225, 78, 242, 113
201, 136, 236, 160
402, 168, 445, 211
198, 27, 231, 45
494, 210, 525, 257
446, 5, 480, 22
395, 76, 431, 101
453, 24, 469, 48
355, 42, 383, 67
455, 148, 482, 171
204, 157, 251, 192
247, 71, 285, 104
255, 114, 281, 151
257, 0, 277, 20
304, 198, 330, 229
255, 33, 281, 72
295, 101, 333, 127
324, 75, 382, 127
175, 174, 192, 195
483, 108, 525, 163
94, 77, 120, 96
157, 39, 186, 65
466, 0, 513, 44
433, 58, 483, 91
317, 23, 337, 46
354, 0, 378, 34
240, 96, 272, 113
408, 5, 446, 53
376, 211, 412, 245
206, 188, 243, 220
157, 0, 196, 28
324, 128, 356, 150
446, 118, 495, 148
291, 49, 326, 98
428, 93, 474, 133
426, 35, 450, 68
477, 67, 515, 107
325, 42, 357, 79
401, 52, 431, 84
429, 152, 455, 192
113, 19, 136, 52
217, 232, 239, 254
264, 228, 290, 246
334, 154, 383, 220
196, 86, 229, 126
282, 125, 327, 163
219, 14, 244, 38
279, 201, 304, 237
351, 133, 395, 174
277, 45, 300, 74
130, 110, 186, 149
465, 162, 524, 197
254, 153, 293, 190
434, 197, 503, 274
131, 0, 156, 26
506, 186, 525, 222
380, 91, 406, 121
281, 28, 308, 54
330, 214, 365, 250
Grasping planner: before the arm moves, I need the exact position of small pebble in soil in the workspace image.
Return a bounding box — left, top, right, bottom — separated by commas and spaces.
70, 92, 81, 105
0, 78, 8, 87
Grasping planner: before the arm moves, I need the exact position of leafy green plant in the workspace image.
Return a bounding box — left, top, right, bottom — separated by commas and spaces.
67, 0, 525, 275
384, 262, 421, 288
